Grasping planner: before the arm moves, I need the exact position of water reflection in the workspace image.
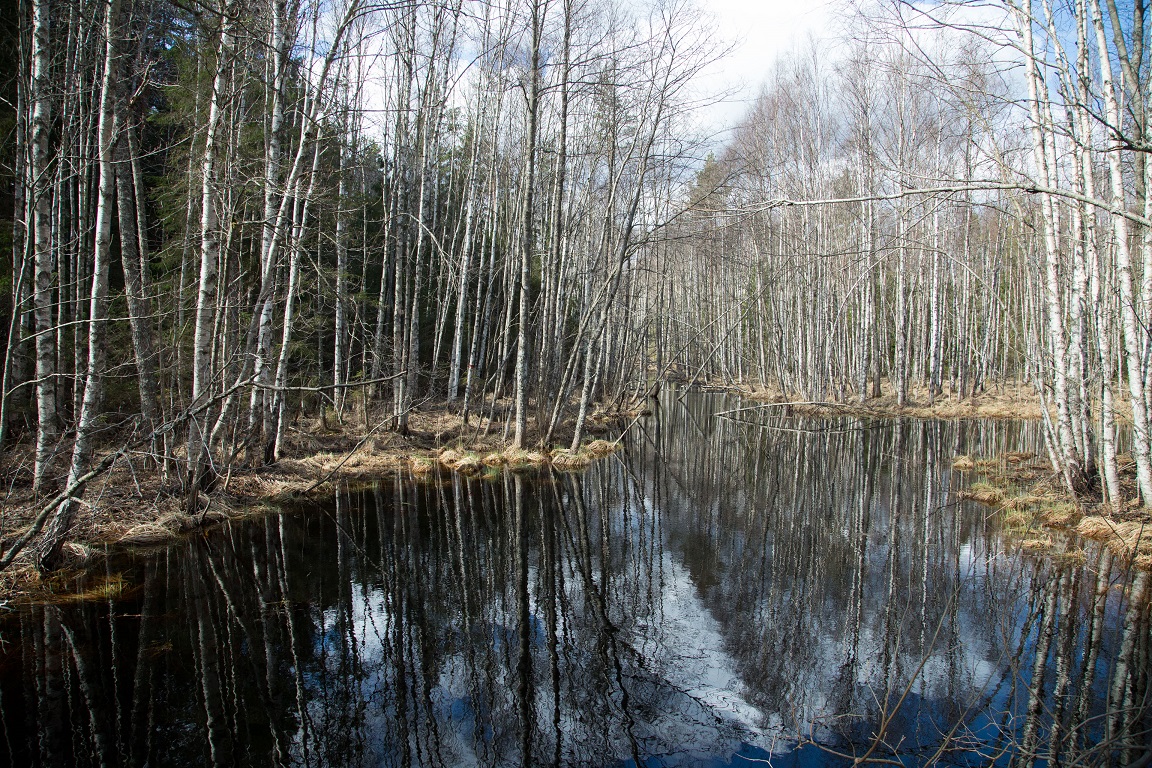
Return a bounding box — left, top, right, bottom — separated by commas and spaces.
1, 391, 1150, 767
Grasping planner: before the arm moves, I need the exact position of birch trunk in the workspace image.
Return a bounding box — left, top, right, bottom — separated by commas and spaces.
1091, 0, 1152, 503
30, 0, 57, 492
513, 0, 544, 448
188, 5, 233, 497
37, 0, 120, 569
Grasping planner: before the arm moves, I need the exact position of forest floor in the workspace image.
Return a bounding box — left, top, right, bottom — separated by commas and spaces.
0, 399, 636, 603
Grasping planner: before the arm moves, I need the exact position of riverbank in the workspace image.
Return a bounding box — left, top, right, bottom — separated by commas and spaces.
0, 400, 629, 603
733, 379, 1047, 420
952, 451, 1152, 570
729, 379, 1152, 570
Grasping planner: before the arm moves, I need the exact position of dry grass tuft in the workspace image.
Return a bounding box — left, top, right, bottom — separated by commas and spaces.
584, 439, 620, 457
501, 448, 530, 466
501, 449, 548, 468
962, 483, 1006, 506
482, 452, 506, 467
410, 457, 436, 475
1076, 515, 1116, 540
452, 454, 484, 475
1038, 502, 1080, 527
1077, 518, 1152, 562
248, 476, 310, 498
952, 455, 975, 472
156, 512, 198, 532
437, 448, 466, 465
119, 523, 176, 546
551, 450, 592, 471
503, 450, 549, 472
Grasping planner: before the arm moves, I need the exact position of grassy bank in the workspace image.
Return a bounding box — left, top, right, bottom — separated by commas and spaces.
952, 452, 1152, 570
734, 380, 1046, 420
0, 400, 628, 603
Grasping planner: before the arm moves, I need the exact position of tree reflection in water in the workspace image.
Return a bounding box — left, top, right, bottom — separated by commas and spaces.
1, 391, 1149, 767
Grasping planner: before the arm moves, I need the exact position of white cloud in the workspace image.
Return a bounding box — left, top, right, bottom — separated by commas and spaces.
695, 0, 836, 136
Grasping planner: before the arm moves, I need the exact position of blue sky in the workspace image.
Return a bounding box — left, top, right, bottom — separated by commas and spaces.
699, 0, 835, 132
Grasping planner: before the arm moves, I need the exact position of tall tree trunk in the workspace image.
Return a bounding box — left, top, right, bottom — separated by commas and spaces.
188, 4, 234, 499
1092, 0, 1152, 504
37, 0, 121, 570
513, 0, 544, 448
115, 129, 161, 444
30, 0, 58, 493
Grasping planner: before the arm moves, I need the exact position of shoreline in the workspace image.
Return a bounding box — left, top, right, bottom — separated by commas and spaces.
713, 379, 1152, 571
0, 402, 630, 604
6, 380, 1150, 603
731, 380, 1048, 420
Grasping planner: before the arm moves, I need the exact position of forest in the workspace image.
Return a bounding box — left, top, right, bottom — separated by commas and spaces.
3, 0, 1152, 575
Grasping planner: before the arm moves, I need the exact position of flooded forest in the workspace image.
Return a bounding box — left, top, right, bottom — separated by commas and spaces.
2, 0, 1152, 765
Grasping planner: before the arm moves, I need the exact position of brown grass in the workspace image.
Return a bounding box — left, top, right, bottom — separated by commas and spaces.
1076, 517, 1152, 566
1038, 503, 1079, 527
502, 449, 550, 471
952, 455, 976, 472
409, 457, 436, 475
452, 454, 484, 475
584, 439, 621, 457
551, 450, 592, 471
118, 523, 178, 547
954, 444, 1152, 569
738, 379, 1048, 420
951, 449, 1112, 566
0, 398, 629, 602
437, 448, 466, 465
962, 483, 1007, 505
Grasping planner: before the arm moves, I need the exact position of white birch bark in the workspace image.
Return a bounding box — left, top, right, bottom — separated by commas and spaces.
1091, 0, 1152, 503
188, 5, 233, 494
1014, 1, 1085, 491
513, 0, 544, 449
37, 0, 121, 569
30, 0, 57, 493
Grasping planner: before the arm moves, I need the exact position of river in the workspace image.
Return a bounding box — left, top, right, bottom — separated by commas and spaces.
1, 389, 1149, 766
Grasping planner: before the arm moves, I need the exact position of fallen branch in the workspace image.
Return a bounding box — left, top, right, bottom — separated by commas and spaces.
299, 392, 421, 494
253, 372, 406, 394
0, 375, 256, 572
726, 182, 1152, 230
712, 401, 846, 418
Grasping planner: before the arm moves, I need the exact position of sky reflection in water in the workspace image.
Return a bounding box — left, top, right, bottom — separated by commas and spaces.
1, 390, 1149, 767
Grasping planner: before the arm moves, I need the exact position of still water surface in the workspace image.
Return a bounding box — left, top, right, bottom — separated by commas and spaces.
1, 390, 1150, 767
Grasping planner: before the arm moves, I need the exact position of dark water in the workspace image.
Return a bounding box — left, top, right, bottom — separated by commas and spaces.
1, 391, 1150, 767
